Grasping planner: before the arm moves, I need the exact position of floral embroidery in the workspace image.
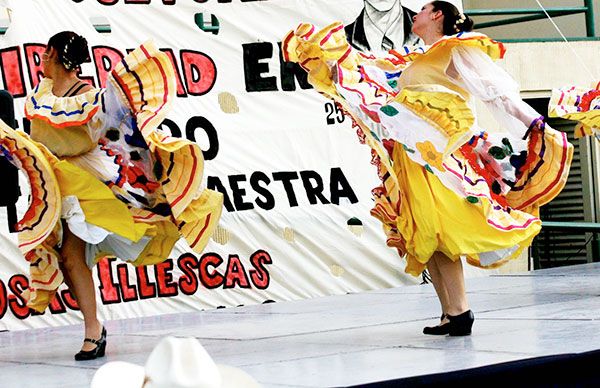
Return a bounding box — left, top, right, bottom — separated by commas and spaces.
416, 141, 445, 171
380, 105, 399, 117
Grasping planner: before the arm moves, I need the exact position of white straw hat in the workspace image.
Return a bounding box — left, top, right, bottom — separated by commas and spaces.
90, 337, 260, 388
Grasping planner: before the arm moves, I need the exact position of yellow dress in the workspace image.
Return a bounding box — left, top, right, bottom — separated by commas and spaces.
284, 23, 573, 276
0, 42, 223, 311
549, 84, 600, 140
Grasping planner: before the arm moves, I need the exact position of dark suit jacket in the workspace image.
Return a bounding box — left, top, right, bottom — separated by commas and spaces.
345, 6, 417, 52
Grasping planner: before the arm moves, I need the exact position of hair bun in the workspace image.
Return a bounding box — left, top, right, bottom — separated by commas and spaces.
61, 34, 90, 70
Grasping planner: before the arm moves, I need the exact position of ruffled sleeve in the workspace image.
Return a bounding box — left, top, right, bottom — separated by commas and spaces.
447, 45, 540, 131
25, 78, 104, 157
24, 78, 103, 128
549, 85, 600, 140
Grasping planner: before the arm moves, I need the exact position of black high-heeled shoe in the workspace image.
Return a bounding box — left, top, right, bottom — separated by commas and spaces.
423, 313, 450, 335
447, 310, 474, 336
74, 326, 107, 361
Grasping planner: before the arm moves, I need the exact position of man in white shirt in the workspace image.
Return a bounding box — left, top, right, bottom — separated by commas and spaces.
345, 0, 420, 55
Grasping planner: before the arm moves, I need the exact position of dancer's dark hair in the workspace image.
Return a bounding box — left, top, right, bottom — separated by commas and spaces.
47, 31, 91, 71
431, 1, 474, 35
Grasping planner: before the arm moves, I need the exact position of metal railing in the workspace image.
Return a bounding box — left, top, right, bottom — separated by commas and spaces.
533, 222, 600, 269
465, 0, 595, 39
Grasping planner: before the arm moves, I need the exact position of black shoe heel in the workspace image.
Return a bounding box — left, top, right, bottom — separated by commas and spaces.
423, 313, 450, 335
74, 326, 107, 361
448, 310, 474, 336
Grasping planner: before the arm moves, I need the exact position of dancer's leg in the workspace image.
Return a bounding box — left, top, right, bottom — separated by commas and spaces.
426, 255, 450, 323
432, 252, 469, 316
60, 223, 102, 351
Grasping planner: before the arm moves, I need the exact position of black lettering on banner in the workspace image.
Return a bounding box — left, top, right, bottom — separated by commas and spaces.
73, 0, 180, 3
185, 116, 219, 161
277, 42, 312, 92
207, 176, 235, 211
229, 174, 254, 211
224, 255, 251, 289
272, 171, 300, 207
243, 42, 277, 92
178, 254, 199, 295
250, 171, 275, 210
208, 168, 359, 212
159, 118, 182, 138
249, 250, 272, 289
300, 170, 330, 205
154, 260, 179, 297
330, 167, 359, 205
325, 101, 345, 125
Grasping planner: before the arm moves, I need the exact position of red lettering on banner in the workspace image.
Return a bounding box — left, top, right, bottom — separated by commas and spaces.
61, 289, 80, 310
0, 280, 7, 319
0, 47, 26, 98
117, 263, 138, 302
8, 275, 30, 320
155, 260, 178, 297
224, 255, 251, 289
178, 254, 199, 295
92, 46, 124, 88
48, 293, 67, 314
97, 258, 121, 304
48, 294, 67, 313
136, 266, 157, 299
250, 250, 272, 289
199, 253, 225, 289
23, 44, 46, 89
0, 250, 273, 320
180, 50, 217, 96
160, 48, 187, 97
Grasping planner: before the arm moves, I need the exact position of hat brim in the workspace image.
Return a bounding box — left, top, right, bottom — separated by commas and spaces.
91, 361, 146, 388
217, 365, 261, 388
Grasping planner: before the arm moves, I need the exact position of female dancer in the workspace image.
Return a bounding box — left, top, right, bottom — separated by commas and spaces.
0, 32, 223, 359
283, 1, 572, 335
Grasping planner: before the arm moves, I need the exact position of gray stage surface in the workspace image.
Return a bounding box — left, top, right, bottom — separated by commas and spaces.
1, 263, 599, 387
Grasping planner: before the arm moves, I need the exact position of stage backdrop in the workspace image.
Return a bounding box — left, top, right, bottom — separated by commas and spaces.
0, 0, 467, 330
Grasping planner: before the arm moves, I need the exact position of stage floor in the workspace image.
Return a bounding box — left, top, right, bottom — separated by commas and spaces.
1, 263, 599, 387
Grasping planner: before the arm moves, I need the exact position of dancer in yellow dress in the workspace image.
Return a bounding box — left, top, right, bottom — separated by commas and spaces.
0, 31, 223, 359
549, 82, 600, 141
283, 1, 573, 335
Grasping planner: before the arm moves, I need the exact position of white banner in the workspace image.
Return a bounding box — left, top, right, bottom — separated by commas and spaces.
0, 0, 471, 330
